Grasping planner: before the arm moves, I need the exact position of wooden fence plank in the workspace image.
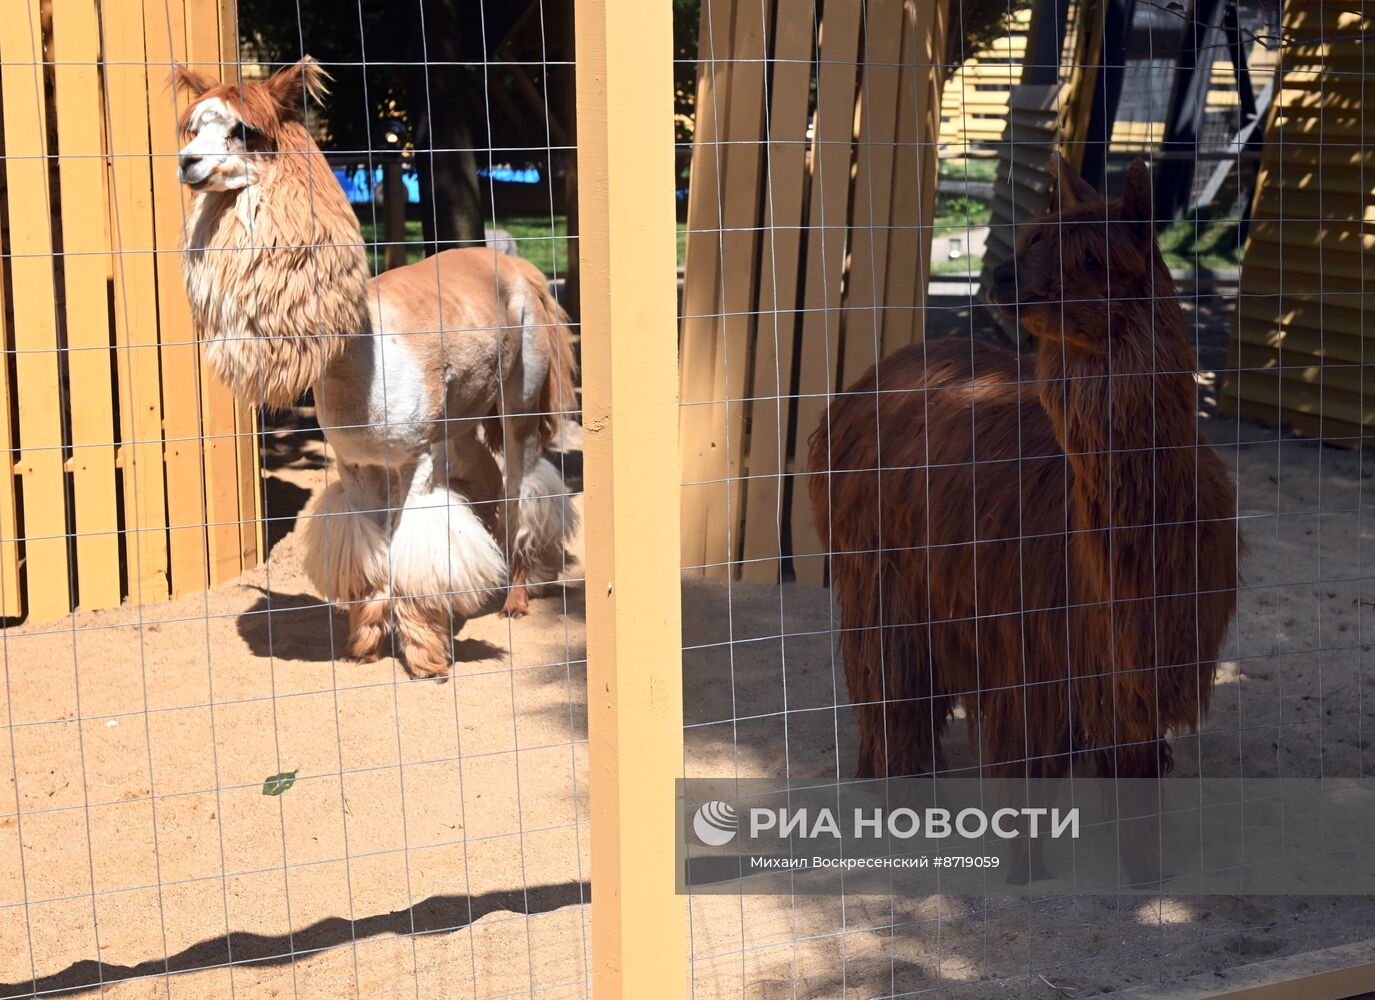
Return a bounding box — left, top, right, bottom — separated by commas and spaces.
698, 0, 768, 578
51, 0, 122, 612
880, 17, 923, 358
0, 243, 18, 617
788, 0, 863, 585
213, 0, 263, 574
840, 0, 907, 392
678, 0, 740, 574
0, 0, 73, 621
739, 0, 814, 583
185, 0, 244, 583
101, 0, 171, 604
144, 0, 210, 598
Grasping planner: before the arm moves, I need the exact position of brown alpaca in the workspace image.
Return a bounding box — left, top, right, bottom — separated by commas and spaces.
808, 156, 1238, 782
174, 59, 578, 677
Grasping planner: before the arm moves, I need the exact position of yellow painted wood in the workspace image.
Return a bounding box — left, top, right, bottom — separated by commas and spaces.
101, 0, 171, 604
939, 7, 1029, 149
572, 0, 686, 995
145, 0, 210, 597
788, 0, 864, 585
880, 18, 923, 358
0, 164, 19, 617
1229, 0, 1375, 443
841, 0, 907, 391
186, 0, 248, 582
698, 0, 767, 579
677, 0, 738, 575
51, 0, 122, 612
0, 0, 73, 621
739, 0, 814, 583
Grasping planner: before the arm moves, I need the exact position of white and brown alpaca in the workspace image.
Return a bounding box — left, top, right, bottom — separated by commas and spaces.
174, 58, 578, 677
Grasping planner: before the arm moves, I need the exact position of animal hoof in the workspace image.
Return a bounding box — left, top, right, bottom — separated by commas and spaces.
404, 655, 452, 680
502, 587, 530, 618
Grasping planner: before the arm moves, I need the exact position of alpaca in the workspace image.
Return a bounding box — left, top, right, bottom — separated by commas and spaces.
808, 156, 1238, 783
175, 58, 578, 677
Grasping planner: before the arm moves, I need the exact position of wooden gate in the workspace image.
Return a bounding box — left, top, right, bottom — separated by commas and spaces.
0, 0, 261, 624
678, 0, 951, 584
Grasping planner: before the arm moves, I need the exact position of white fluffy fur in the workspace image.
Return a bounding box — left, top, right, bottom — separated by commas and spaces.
388, 486, 507, 618
514, 457, 579, 586
302, 481, 388, 602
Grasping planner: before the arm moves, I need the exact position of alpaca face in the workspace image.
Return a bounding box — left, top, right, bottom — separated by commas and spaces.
172, 57, 331, 194
177, 97, 261, 192
987, 156, 1161, 354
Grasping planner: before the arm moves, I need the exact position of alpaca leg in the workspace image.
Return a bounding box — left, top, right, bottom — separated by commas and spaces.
513, 446, 578, 592
498, 420, 535, 618
388, 448, 507, 677
346, 597, 388, 662
302, 469, 390, 662
1098, 735, 1169, 886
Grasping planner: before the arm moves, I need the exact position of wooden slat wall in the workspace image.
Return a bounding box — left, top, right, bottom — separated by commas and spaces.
939, 8, 1031, 150
1225, 2, 1375, 443
0, 0, 71, 621
738, 0, 813, 582
679, 0, 952, 584
52, 0, 122, 613
0, 0, 262, 624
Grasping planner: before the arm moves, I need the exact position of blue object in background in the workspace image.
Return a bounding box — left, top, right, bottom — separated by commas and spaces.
333, 164, 542, 205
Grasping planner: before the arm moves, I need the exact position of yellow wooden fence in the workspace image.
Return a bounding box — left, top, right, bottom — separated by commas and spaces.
678, 0, 949, 585
1226, 0, 1374, 442
0, 0, 261, 624
939, 7, 1031, 151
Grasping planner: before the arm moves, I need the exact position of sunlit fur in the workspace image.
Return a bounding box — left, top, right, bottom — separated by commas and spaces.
176, 58, 579, 677
808, 156, 1239, 782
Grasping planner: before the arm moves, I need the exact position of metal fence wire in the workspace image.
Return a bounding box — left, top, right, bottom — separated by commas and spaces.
1, 0, 1375, 997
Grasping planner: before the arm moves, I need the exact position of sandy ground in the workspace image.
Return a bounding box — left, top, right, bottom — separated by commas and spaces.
4, 296, 1375, 998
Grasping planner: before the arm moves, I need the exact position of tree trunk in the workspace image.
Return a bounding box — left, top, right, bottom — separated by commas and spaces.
410, 0, 484, 253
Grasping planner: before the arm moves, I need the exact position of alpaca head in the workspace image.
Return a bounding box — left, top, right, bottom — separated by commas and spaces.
173, 57, 329, 193
987, 155, 1169, 354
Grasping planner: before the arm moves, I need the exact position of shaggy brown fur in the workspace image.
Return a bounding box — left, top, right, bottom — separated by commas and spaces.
808, 157, 1239, 782
179, 62, 370, 409
176, 59, 580, 676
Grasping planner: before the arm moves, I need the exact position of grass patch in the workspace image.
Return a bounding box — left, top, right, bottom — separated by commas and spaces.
931, 254, 983, 277
362, 215, 689, 275
940, 157, 998, 184
1157, 214, 1244, 273
934, 194, 992, 234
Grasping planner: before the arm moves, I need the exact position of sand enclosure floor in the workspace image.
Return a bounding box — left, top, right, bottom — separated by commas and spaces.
5, 302, 1375, 997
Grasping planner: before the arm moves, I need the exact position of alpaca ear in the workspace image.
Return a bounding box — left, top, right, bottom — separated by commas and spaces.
266, 56, 331, 116
1120, 158, 1154, 239
1052, 152, 1098, 208
170, 64, 215, 99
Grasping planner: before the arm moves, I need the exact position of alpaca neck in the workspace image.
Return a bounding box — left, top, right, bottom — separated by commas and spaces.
183, 122, 372, 408
1035, 294, 1202, 599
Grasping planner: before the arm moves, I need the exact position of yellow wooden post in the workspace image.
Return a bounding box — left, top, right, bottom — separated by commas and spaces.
0, 0, 73, 621
573, 0, 686, 995
51, 0, 122, 612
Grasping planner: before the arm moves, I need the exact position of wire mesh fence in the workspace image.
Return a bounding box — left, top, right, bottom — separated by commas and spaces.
4, 0, 1375, 997
678, 0, 1375, 996
2, 0, 593, 996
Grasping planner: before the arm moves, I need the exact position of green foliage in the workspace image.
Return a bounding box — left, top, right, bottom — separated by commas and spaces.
262, 770, 298, 796
934, 194, 992, 233
1157, 214, 1245, 273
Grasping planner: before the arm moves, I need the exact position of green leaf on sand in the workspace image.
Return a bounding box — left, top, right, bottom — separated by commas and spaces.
262, 770, 298, 796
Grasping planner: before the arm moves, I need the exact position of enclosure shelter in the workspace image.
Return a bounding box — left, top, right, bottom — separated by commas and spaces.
1226, 0, 1375, 442
0, 0, 261, 625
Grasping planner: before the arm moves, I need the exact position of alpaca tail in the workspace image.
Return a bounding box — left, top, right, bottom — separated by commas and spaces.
528, 275, 579, 452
